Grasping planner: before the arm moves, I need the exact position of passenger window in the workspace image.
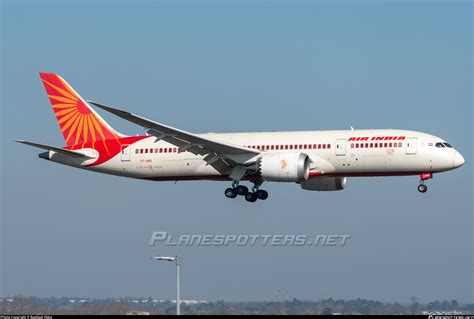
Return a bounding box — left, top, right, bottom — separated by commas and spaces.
327, 144, 331, 149
351, 143, 354, 148
322, 144, 326, 149
389, 143, 392, 147
370, 143, 373, 148
398, 142, 402, 147
135, 149, 139, 154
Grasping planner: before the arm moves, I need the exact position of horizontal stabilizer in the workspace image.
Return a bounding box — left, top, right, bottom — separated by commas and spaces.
15, 140, 94, 159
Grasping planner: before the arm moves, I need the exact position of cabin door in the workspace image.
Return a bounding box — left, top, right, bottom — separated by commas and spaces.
405, 138, 418, 155
335, 139, 346, 156
121, 145, 131, 161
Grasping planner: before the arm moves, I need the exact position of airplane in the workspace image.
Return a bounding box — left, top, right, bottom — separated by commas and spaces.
16, 73, 465, 202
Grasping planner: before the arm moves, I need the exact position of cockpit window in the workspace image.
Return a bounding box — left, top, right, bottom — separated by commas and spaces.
443, 142, 453, 148
435, 142, 445, 148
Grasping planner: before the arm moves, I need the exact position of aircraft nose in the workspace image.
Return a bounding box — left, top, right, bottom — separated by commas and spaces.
453, 151, 465, 168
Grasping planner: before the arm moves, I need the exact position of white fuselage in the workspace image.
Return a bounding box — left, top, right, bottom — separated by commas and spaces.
54, 129, 463, 182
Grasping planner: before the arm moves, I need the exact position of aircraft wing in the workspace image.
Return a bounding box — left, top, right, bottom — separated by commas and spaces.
88, 101, 260, 166
15, 140, 94, 159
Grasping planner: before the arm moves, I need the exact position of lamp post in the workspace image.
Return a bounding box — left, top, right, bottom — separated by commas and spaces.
151, 254, 180, 315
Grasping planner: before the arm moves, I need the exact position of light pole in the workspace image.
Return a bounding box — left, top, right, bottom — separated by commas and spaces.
151, 254, 181, 315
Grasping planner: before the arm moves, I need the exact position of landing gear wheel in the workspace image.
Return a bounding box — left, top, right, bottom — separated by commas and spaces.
418, 184, 428, 193
225, 188, 237, 198
236, 185, 249, 196
256, 189, 268, 200
245, 192, 257, 202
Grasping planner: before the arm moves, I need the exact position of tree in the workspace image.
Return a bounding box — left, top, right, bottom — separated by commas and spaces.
451, 300, 458, 310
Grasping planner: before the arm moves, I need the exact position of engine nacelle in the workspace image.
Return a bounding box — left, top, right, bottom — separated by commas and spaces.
259, 152, 310, 182
300, 177, 347, 191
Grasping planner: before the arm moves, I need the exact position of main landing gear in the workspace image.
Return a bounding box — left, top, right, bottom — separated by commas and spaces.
417, 172, 432, 193
224, 181, 268, 202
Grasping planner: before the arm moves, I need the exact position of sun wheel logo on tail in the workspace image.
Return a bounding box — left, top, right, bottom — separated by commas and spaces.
259, 153, 310, 182
39, 73, 120, 147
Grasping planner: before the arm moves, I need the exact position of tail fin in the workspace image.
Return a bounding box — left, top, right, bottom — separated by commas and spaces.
39, 73, 122, 146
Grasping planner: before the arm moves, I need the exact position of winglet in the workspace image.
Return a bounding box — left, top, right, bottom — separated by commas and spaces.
88, 100, 134, 118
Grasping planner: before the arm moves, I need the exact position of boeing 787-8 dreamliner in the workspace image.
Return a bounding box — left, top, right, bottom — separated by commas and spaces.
17, 73, 465, 202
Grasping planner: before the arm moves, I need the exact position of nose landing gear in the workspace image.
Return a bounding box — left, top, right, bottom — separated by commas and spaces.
417, 184, 428, 193
417, 172, 432, 193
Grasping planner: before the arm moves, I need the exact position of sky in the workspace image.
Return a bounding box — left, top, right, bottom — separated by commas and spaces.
1, 0, 472, 303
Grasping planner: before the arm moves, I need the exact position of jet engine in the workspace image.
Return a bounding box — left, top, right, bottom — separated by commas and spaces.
300, 177, 347, 191
258, 152, 310, 182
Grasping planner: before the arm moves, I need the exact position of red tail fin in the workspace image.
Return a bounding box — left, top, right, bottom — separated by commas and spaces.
39, 73, 122, 146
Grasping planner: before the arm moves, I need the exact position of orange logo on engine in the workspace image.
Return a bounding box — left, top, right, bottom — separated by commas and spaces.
280, 159, 287, 170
